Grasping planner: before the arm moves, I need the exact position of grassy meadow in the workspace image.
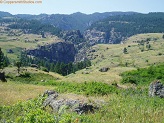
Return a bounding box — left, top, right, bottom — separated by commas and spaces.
62, 33, 164, 83
0, 33, 164, 122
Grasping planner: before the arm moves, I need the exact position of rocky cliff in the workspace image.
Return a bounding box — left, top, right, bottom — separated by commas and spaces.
26, 42, 76, 63
60, 30, 85, 45
84, 29, 106, 45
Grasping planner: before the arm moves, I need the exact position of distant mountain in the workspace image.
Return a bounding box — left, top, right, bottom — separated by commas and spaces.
15, 12, 137, 32
86, 12, 164, 44
0, 11, 13, 18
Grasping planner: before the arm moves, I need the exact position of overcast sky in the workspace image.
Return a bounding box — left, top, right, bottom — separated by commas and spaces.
0, 0, 164, 15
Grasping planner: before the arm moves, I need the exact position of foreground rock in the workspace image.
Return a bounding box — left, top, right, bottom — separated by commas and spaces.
149, 80, 164, 98
43, 90, 98, 114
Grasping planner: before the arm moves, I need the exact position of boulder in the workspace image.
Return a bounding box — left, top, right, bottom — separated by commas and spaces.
74, 103, 96, 114
99, 67, 109, 72
42, 90, 98, 114
149, 80, 164, 98
7, 49, 14, 53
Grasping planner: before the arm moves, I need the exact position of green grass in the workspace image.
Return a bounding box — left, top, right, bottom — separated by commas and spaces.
39, 81, 118, 96
62, 33, 164, 83
1, 87, 164, 123
1, 63, 164, 122
0, 33, 164, 122
121, 63, 164, 85
0, 28, 62, 61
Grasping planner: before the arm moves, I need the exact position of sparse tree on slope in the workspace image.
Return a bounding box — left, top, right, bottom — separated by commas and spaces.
123, 47, 128, 54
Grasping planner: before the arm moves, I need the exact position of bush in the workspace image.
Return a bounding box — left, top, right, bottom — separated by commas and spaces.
0, 96, 55, 123
40, 81, 118, 96
121, 76, 137, 84
20, 72, 31, 78
121, 63, 164, 85
40, 67, 49, 72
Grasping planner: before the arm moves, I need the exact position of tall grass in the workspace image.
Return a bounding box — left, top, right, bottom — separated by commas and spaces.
1, 89, 164, 123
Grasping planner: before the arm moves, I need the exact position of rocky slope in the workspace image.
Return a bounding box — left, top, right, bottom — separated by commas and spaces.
26, 42, 76, 63
87, 12, 164, 44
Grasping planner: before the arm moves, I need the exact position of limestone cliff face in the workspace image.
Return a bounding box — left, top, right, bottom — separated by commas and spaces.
26, 42, 76, 63
84, 29, 106, 45
84, 28, 125, 44
60, 30, 85, 45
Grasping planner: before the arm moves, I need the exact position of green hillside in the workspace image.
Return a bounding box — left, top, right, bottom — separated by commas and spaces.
89, 12, 164, 44
0, 13, 164, 122
0, 26, 63, 61
62, 33, 164, 83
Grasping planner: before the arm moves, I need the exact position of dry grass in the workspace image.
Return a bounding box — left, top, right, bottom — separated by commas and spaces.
62, 33, 164, 83
0, 29, 63, 61
0, 81, 54, 106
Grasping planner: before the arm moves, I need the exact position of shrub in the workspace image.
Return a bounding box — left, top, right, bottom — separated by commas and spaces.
20, 72, 31, 78
121, 63, 164, 85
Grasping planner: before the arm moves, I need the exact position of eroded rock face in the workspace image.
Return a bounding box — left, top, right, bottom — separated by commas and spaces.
43, 90, 98, 114
26, 42, 76, 63
84, 29, 106, 45
149, 80, 164, 98
60, 30, 84, 45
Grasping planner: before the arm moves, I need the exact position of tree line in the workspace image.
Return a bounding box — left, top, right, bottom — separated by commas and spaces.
7, 19, 61, 36
0, 48, 10, 70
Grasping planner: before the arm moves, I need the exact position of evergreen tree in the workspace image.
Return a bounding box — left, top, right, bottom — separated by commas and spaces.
0, 48, 10, 70
123, 47, 128, 54
54, 62, 61, 74
0, 48, 4, 69
50, 63, 55, 72
16, 61, 21, 74
146, 44, 151, 50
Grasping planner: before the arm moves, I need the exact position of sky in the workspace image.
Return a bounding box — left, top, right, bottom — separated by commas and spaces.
0, 0, 164, 15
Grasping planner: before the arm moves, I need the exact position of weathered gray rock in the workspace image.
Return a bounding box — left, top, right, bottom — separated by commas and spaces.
43, 90, 97, 114
99, 67, 109, 72
74, 103, 96, 114
26, 42, 76, 64
149, 80, 164, 98
60, 30, 84, 45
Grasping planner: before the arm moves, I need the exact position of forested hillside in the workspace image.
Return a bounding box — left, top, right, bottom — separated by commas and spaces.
15, 12, 137, 32
88, 12, 164, 44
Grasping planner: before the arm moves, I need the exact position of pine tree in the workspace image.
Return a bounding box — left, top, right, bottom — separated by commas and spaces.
123, 47, 128, 54
146, 44, 151, 50
0, 48, 9, 69
0, 48, 4, 69
16, 61, 21, 74
50, 63, 55, 72
54, 62, 61, 74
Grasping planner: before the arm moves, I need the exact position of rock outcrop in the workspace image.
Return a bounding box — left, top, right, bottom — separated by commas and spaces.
60, 30, 84, 45
43, 90, 98, 114
99, 67, 109, 72
26, 42, 76, 63
84, 29, 106, 45
149, 80, 164, 98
